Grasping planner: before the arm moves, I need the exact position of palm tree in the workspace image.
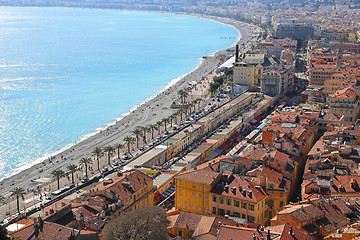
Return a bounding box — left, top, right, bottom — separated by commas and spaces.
132, 128, 143, 148
92, 147, 102, 171
114, 143, 124, 160
178, 89, 188, 104
149, 124, 157, 139
169, 114, 176, 127
162, 117, 170, 131
0, 195, 5, 205
177, 109, 184, 122
141, 126, 148, 144
67, 164, 77, 184
10, 187, 25, 214
229, 82, 236, 96
51, 169, 65, 190
103, 146, 114, 166
195, 98, 203, 111
79, 157, 92, 178
123, 136, 135, 154
156, 121, 162, 135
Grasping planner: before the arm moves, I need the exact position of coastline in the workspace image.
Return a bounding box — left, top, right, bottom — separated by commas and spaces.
0, 10, 261, 195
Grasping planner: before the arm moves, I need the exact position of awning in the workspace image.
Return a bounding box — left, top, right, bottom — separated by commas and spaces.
254, 116, 261, 121
217, 140, 232, 151
162, 185, 175, 198
205, 151, 219, 161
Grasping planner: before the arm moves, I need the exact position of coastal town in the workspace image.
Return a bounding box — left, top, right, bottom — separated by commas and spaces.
3, 0, 360, 239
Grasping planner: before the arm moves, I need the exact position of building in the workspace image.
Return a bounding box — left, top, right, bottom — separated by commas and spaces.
275, 24, 314, 40
330, 87, 360, 125
260, 64, 294, 96
233, 53, 265, 89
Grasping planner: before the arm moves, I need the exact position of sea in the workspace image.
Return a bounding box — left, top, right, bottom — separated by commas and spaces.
0, 7, 238, 180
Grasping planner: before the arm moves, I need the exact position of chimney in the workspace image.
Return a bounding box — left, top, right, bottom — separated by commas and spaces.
235, 45, 239, 62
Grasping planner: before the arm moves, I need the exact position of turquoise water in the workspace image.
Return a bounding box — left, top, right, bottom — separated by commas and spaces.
0, 7, 238, 180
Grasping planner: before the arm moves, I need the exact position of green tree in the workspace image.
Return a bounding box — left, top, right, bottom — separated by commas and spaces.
114, 143, 124, 160
0, 225, 10, 240
92, 147, 103, 171
132, 128, 143, 148
149, 124, 157, 139
141, 126, 148, 144
178, 89, 188, 104
67, 164, 77, 184
123, 136, 135, 154
103, 146, 114, 166
11, 187, 25, 214
102, 206, 170, 240
156, 121, 162, 135
162, 117, 170, 131
51, 169, 65, 190
79, 157, 92, 178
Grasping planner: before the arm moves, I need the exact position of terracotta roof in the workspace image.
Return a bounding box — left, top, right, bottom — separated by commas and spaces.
216, 225, 279, 240
172, 211, 203, 230
10, 221, 80, 240
89, 169, 152, 201
266, 224, 312, 240
210, 174, 267, 203
176, 167, 220, 185
278, 204, 325, 222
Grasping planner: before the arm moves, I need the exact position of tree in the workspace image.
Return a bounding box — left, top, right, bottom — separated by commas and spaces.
51, 169, 65, 190
10, 187, 25, 214
0, 225, 10, 240
141, 126, 148, 144
195, 98, 203, 111
114, 143, 124, 160
102, 206, 169, 240
156, 121, 162, 135
103, 145, 114, 166
123, 136, 135, 154
92, 147, 103, 171
149, 124, 157, 139
67, 164, 77, 184
79, 157, 92, 178
132, 128, 143, 148
178, 89, 188, 104
162, 118, 170, 131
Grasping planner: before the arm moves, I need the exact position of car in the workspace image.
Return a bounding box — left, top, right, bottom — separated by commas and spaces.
139, 146, 145, 151
123, 155, 129, 160
101, 167, 109, 174
81, 177, 89, 183
113, 161, 119, 166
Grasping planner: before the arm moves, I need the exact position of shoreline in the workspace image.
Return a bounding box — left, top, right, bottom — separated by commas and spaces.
0, 10, 261, 195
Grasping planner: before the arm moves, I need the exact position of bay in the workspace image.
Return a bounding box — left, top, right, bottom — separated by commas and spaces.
0, 7, 238, 180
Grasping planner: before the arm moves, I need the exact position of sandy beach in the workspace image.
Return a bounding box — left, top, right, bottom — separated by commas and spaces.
0, 13, 260, 197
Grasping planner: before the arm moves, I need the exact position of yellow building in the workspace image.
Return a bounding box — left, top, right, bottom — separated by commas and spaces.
175, 167, 269, 225
323, 73, 348, 94
234, 53, 264, 88
87, 169, 154, 215
175, 167, 221, 214
330, 87, 360, 125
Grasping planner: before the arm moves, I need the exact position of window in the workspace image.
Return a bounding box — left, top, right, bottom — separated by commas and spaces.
179, 180, 182, 185
218, 208, 225, 216
269, 191, 274, 196
205, 206, 208, 212
192, 192, 195, 199
280, 192, 283, 197
212, 207, 217, 214
178, 230, 183, 237
212, 195, 217, 202
268, 200, 274, 207
199, 184, 202, 190
185, 201, 189, 208
199, 194, 202, 200
248, 216, 255, 223
192, 203, 195, 210
268, 184, 274, 189
179, 189, 182, 196
242, 214, 246, 219
219, 197, 224, 204
226, 198, 232, 206
234, 200, 240, 207
241, 202, 247, 209
280, 201, 284, 207
192, 183, 195, 188
178, 200, 182, 207
205, 185, 208, 191
234, 212, 240, 217
187, 232, 192, 239
199, 204, 202, 211
249, 204, 254, 211
205, 195, 208, 202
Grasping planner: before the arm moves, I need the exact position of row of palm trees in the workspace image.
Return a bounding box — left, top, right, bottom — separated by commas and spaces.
4, 96, 205, 217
